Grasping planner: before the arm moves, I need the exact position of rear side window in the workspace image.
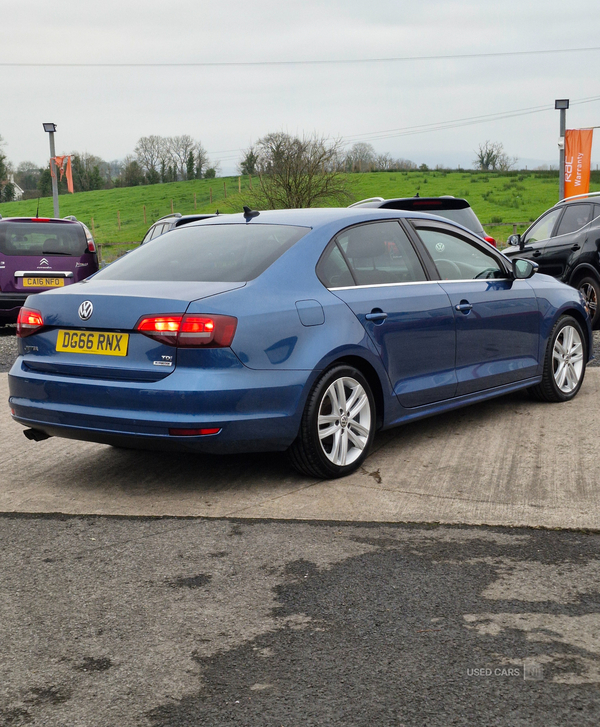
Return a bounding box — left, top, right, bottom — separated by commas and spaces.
318, 221, 427, 287
0, 222, 87, 256
555, 204, 592, 237
95, 223, 310, 282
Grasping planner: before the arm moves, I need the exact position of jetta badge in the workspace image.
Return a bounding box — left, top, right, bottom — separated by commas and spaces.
78, 300, 94, 321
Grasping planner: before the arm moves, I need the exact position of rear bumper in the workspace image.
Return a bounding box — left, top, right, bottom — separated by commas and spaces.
8, 359, 314, 453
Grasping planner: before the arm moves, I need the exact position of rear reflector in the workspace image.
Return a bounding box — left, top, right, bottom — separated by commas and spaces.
17, 307, 44, 337
169, 427, 221, 436
136, 313, 237, 348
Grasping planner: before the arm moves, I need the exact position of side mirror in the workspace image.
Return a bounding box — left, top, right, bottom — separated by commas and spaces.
507, 234, 521, 247
512, 258, 538, 280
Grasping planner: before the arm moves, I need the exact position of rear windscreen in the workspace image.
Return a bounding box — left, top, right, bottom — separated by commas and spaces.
95, 223, 310, 282
0, 222, 87, 256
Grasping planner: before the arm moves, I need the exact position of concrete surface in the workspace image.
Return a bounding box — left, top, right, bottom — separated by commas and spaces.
3, 371, 600, 529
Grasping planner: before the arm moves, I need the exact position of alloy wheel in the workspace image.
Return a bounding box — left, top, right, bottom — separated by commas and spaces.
317, 376, 372, 467
552, 324, 584, 394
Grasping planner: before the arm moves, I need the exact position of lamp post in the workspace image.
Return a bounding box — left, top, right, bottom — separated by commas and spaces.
555, 99, 569, 201
43, 123, 59, 217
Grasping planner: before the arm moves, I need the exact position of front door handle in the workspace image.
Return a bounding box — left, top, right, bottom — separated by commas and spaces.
365, 311, 388, 322
571, 244, 581, 251
455, 301, 473, 314
532, 251, 542, 257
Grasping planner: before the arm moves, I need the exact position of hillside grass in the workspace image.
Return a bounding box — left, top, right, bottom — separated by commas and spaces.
1, 170, 598, 259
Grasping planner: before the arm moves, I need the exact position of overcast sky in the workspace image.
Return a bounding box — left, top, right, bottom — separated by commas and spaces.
2, 0, 600, 175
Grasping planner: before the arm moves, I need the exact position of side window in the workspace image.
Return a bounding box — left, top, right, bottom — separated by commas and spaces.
523, 208, 562, 244
555, 204, 592, 237
336, 221, 427, 286
594, 205, 600, 221
317, 242, 355, 288
416, 227, 505, 281
150, 224, 166, 240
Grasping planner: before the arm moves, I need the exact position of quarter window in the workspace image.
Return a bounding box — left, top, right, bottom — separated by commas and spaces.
416, 227, 505, 281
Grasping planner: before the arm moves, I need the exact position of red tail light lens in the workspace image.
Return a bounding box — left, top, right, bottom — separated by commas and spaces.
484, 235, 497, 247
87, 239, 96, 253
135, 314, 237, 348
17, 307, 44, 337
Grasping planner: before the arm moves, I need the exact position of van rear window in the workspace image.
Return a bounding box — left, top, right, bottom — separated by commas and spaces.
0, 222, 87, 256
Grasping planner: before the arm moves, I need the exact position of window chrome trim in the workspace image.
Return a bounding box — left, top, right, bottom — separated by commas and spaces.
330, 277, 511, 291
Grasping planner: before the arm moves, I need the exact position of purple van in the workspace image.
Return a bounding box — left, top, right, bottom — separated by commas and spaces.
0, 216, 99, 323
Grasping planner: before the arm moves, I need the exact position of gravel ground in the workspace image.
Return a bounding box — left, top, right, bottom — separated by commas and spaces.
1, 327, 599, 372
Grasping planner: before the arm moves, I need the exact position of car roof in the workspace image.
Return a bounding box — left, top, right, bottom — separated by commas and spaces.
0, 217, 82, 224
350, 196, 471, 211
184, 206, 476, 235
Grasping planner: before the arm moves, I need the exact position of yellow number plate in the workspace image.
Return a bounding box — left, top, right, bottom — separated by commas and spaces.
56, 330, 129, 357
23, 277, 65, 288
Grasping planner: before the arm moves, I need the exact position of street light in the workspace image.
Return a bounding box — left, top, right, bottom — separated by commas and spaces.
43, 122, 59, 217
555, 99, 569, 201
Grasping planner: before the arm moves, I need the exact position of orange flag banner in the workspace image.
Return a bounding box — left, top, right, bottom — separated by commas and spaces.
50, 155, 75, 194
564, 129, 594, 198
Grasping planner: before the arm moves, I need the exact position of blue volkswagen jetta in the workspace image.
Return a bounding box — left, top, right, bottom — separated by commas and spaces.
8, 207, 592, 479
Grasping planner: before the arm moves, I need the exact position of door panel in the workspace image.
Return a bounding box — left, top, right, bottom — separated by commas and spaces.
334, 283, 457, 407
440, 280, 539, 395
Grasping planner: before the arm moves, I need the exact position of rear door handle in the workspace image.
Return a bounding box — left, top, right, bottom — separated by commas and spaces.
365, 311, 388, 322
455, 301, 473, 313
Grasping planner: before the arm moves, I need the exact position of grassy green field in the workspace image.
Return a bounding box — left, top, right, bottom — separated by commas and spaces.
1, 170, 598, 259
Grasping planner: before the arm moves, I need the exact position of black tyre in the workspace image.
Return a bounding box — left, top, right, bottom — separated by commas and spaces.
529, 315, 586, 402
288, 365, 376, 479
577, 276, 600, 329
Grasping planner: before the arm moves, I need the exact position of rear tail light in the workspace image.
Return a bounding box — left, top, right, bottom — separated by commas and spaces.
484, 235, 497, 247
135, 313, 237, 348
87, 238, 96, 253
17, 307, 44, 337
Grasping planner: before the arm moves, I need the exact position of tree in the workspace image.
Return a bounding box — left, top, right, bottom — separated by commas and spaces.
238, 147, 259, 176
71, 153, 106, 192
186, 151, 195, 181
249, 132, 349, 209
134, 135, 163, 184
344, 142, 377, 172
194, 142, 210, 178
121, 156, 146, 187
168, 135, 196, 179
473, 141, 518, 172
15, 161, 42, 191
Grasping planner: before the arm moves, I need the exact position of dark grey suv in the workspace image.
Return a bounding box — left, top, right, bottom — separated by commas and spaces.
140, 213, 218, 245
503, 193, 600, 327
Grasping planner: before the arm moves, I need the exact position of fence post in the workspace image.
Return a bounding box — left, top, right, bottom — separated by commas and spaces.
143, 205, 146, 225
224, 181, 227, 199
91, 216, 95, 235
238, 176, 241, 193
194, 192, 197, 209
117, 211, 121, 231
513, 224, 518, 235
171, 199, 174, 214
210, 187, 213, 204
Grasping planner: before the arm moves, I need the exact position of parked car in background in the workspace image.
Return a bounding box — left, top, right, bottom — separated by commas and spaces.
503, 192, 600, 328
10, 207, 590, 478
141, 213, 219, 245
0, 215, 98, 324
349, 196, 497, 246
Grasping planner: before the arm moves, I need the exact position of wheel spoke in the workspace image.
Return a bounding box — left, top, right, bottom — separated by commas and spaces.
318, 422, 340, 440
348, 419, 370, 438
555, 360, 568, 389
347, 427, 367, 450
338, 430, 348, 465
348, 392, 369, 420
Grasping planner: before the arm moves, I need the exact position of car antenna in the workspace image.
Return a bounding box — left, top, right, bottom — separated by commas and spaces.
414, 193, 419, 198
215, 209, 219, 215
35, 197, 40, 218
243, 206, 260, 219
